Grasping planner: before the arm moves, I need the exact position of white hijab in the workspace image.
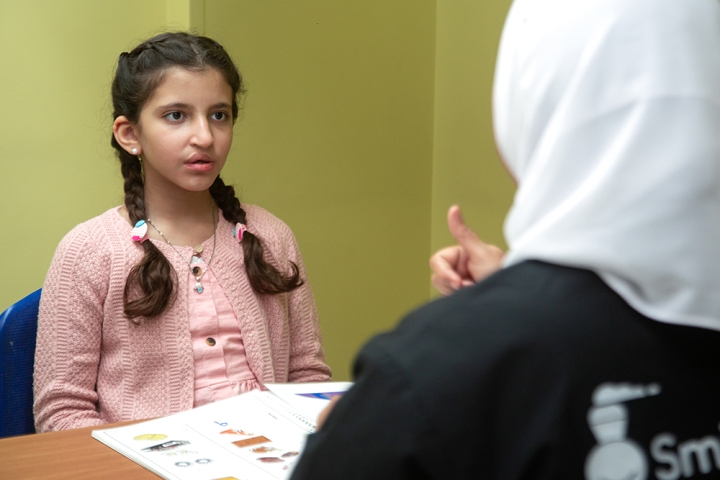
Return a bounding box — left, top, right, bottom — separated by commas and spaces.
494, 0, 720, 330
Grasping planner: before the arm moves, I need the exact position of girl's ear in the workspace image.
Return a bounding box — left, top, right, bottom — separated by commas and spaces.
113, 116, 142, 156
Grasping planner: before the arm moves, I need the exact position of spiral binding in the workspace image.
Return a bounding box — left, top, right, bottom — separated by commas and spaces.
257, 391, 317, 433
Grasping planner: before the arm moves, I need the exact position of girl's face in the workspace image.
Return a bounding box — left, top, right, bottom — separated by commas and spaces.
134, 67, 234, 195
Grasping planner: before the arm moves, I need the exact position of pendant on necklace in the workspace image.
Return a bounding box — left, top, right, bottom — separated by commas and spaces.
194, 281, 204, 294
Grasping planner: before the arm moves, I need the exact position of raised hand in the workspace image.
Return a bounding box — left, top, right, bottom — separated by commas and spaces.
430, 206, 505, 295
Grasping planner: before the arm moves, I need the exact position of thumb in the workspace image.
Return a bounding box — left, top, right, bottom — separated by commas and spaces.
447, 205, 482, 250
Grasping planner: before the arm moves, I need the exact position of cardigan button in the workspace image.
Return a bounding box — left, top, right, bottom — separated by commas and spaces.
206, 338, 216, 346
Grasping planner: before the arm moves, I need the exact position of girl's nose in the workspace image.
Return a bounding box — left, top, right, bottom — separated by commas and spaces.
191, 118, 213, 147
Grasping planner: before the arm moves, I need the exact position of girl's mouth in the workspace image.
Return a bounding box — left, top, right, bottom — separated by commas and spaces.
185, 157, 214, 172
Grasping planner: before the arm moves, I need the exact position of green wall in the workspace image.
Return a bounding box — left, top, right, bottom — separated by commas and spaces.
0, 1, 514, 380
0, 1, 167, 313
204, 1, 436, 379
431, 0, 516, 296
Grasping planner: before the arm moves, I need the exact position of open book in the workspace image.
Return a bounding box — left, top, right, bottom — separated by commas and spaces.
92, 382, 351, 480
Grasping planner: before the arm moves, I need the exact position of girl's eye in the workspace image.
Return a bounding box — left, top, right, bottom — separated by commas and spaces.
165, 111, 184, 121
212, 112, 228, 121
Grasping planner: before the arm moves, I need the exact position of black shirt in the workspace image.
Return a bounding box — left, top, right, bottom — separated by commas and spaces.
291, 261, 720, 480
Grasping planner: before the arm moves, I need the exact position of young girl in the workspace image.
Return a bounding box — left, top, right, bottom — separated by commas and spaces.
33, 32, 331, 432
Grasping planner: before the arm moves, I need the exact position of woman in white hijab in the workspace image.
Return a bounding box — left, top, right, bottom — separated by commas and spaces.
291, 0, 720, 479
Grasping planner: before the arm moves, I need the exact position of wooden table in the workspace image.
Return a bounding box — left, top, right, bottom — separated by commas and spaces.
0, 422, 159, 479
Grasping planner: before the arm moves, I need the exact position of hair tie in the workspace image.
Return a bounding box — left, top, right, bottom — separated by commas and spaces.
131, 220, 149, 243
233, 223, 248, 243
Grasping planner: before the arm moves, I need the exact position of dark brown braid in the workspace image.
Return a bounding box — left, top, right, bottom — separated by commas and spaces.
111, 32, 299, 320
209, 177, 303, 294
116, 149, 177, 320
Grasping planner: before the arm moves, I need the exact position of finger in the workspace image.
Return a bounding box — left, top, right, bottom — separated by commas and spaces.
431, 273, 459, 296
430, 261, 462, 293
446, 205, 505, 284
447, 206, 482, 250
429, 248, 464, 287
316, 395, 342, 430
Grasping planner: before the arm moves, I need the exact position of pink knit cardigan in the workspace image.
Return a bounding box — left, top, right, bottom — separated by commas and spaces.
34, 206, 331, 432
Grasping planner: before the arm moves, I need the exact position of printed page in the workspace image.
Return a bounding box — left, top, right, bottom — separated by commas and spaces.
263, 382, 353, 421
92, 390, 312, 480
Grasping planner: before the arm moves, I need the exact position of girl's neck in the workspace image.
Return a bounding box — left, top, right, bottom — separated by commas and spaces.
142, 186, 218, 248
145, 188, 213, 220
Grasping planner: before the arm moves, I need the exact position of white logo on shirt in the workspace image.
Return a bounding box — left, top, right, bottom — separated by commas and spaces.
584, 382, 661, 480
651, 426, 720, 480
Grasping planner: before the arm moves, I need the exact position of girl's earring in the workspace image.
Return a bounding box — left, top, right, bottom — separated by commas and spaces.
131, 148, 139, 155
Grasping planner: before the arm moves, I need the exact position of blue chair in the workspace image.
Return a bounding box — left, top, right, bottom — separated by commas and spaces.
0, 289, 41, 438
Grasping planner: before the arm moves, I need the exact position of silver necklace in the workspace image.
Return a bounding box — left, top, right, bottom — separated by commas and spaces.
146, 207, 218, 294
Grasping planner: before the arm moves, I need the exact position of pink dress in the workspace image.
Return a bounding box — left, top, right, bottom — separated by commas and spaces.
187, 256, 260, 407
34, 205, 331, 432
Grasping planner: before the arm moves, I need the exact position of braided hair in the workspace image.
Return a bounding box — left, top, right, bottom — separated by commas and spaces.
111, 32, 302, 320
